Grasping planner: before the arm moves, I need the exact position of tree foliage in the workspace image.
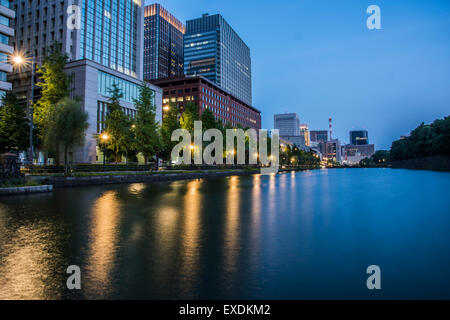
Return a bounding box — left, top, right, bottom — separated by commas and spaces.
43, 98, 88, 173
34, 44, 71, 143
279, 144, 320, 166
360, 150, 390, 166
390, 116, 450, 161
103, 83, 131, 163
179, 101, 199, 133
133, 83, 161, 164
160, 102, 181, 160
0, 91, 30, 154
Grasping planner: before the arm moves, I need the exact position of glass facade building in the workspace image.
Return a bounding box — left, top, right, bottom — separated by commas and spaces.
11, 0, 144, 103
143, 3, 184, 80
184, 14, 252, 106
80, 0, 141, 78
0, 0, 14, 97
350, 130, 369, 145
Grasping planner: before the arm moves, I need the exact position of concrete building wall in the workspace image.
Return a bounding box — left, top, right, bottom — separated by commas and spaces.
65, 59, 162, 163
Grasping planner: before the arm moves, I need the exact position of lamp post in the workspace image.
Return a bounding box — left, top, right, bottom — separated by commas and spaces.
12, 53, 35, 165
101, 133, 109, 172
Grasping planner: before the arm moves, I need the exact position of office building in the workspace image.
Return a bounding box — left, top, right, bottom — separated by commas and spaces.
143, 4, 185, 80
184, 13, 252, 105
150, 75, 261, 130
310, 130, 328, 144
343, 144, 375, 165
324, 139, 342, 163
273, 113, 307, 149
11, 0, 145, 100
300, 124, 310, 146
0, 0, 14, 97
11, 0, 163, 163
274, 113, 300, 137
350, 130, 369, 145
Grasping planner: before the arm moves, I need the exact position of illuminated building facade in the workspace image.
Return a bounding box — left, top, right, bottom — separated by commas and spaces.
350, 130, 369, 145
150, 75, 261, 130
10, 0, 164, 164
143, 3, 185, 80
300, 124, 310, 146
184, 13, 252, 105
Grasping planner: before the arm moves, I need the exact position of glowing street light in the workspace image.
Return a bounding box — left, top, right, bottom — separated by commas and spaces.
11, 51, 35, 164
101, 133, 109, 171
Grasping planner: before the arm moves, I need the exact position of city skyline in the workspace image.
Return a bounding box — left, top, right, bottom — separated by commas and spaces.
150, 0, 450, 149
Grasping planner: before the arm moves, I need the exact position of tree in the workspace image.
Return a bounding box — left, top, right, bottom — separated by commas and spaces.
201, 108, 220, 130
160, 102, 181, 161
43, 98, 88, 174
180, 101, 199, 133
133, 83, 161, 164
390, 116, 450, 161
0, 91, 30, 154
34, 44, 71, 143
103, 83, 130, 163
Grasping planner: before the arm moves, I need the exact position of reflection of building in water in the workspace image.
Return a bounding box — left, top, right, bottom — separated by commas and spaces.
84, 191, 121, 299
0, 218, 66, 299
224, 176, 240, 274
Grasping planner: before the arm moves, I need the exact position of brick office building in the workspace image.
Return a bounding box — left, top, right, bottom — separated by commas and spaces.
150, 75, 261, 130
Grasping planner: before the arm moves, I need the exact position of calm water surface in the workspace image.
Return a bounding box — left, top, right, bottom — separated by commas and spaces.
0, 168, 449, 299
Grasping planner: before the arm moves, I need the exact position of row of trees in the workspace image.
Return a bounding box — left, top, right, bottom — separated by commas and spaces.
390, 116, 450, 161
280, 144, 321, 166
2, 44, 320, 169
359, 150, 390, 166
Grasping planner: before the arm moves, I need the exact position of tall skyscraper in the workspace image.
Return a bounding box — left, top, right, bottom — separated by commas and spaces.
350, 130, 369, 145
0, 0, 14, 97
184, 13, 252, 105
10, 0, 162, 163
11, 0, 144, 100
143, 4, 185, 80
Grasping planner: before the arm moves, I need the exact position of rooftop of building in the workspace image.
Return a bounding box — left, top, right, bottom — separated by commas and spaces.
149, 75, 260, 114
144, 3, 186, 34
185, 13, 250, 51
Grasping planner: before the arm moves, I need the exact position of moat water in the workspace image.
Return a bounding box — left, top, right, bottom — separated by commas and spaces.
0, 168, 449, 299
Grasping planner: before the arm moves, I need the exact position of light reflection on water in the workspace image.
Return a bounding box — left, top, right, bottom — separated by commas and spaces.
0, 169, 449, 299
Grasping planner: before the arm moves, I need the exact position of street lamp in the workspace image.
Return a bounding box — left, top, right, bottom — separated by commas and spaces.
12, 52, 35, 165
101, 133, 109, 171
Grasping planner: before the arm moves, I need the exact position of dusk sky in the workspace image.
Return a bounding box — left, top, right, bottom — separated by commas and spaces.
147, 0, 450, 149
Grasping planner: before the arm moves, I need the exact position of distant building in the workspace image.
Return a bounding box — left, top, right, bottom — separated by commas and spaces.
274, 113, 307, 148
281, 136, 307, 150
274, 113, 300, 136
324, 139, 342, 163
300, 124, 310, 146
150, 75, 261, 130
350, 130, 369, 145
343, 144, 375, 164
310, 130, 328, 144
0, 0, 14, 98
184, 13, 252, 105
143, 4, 185, 80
